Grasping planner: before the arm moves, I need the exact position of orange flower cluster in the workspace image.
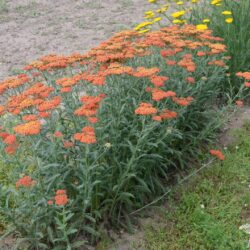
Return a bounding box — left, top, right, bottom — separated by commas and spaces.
14, 120, 41, 136
38, 96, 61, 112
159, 109, 178, 120
161, 48, 180, 57
54, 131, 63, 138
55, 189, 69, 206
151, 88, 176, 101
135, 103, 157, 115
150, 76, 169, 87
132, 67, 160, 78
24, 53, 87, 71
22, 114, 37, 121
236, 72, 250, 88
172, 96, 193, 106
235, 100, 243, 107
4, 82, 54, 115
208, 60, 226, 67
178, 54, 196, 72
74, 126, 97, 144
63, 140, 74, 148
16, 175, 36, 188
0, 24, 227, 156
102, 63, 134, 76
197, 51, 206, 57
210, 149, 225, 161
0, 74, 29, 95
74, 94, 105, 122
0, 129, 19, 155
186, 77, 195, 84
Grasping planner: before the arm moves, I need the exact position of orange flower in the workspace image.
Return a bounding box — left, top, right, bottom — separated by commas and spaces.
210, 149, 225, 161
60, 87, 72, 93
244, 82, 250, 88
38, 96, 61, 112
235, 100, 243, 107
135, 103, 157, 115
39, 112, 51, 118
160, 49, 176, 57
152, 89, 176, 101
47, 200, 53, 205
87, 117, 99, 124
172, 96, 193, 106
3, 134, 16, 145
56, 77, 77, 87
150, 76, 169, 87
236, 72, 250, 81
74, 126, 97, 144
197, 51, 206, 57
0, 132, 9, 140
166, 60, 177, 66
133, 67, 160, 78
54, 131, 63, 138
208, 60, 225, 67
16, 175, 36, 188
14, 120, 41, 135
5, 143, 18, 155
186, 77, 195, 84
54, 189, 69, 206
152, 116, 162, 122
56, 189, 66, 195
63, 140, 74, 148
160, 110, 178, 119
22, 114, 37, 122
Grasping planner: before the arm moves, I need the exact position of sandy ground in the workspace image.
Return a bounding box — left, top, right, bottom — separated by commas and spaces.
0, 0, 149, 81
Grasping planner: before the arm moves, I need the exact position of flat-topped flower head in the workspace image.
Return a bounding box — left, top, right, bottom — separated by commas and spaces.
16, 175, 36, 188
54, 189, 69, 206
14, 120, 41, 136
135, 103, 157, 115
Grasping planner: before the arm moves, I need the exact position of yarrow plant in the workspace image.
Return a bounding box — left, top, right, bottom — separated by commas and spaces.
0, 24, 241, 248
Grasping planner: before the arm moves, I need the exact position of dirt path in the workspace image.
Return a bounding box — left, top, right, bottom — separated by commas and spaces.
0, 0, 148, 80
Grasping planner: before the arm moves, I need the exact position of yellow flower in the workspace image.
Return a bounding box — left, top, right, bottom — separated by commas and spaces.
203, 19, 210, 23
176, 1, 184, 5
172, 19, 183, 24
144, 10, 155, 19
148, 0, 156, 3
171, 10, 186, 18
192, 0, 199, 3
221, 11, 232, 15
153, 17, 162, 23
196, 24, 208, 30
134, 21, 152, 31
138, 28, 150, 34
211, 0, 222, 5
225, 18, 233, 23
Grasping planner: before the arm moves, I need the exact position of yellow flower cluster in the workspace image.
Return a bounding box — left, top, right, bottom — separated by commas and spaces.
134, 0, 234, 33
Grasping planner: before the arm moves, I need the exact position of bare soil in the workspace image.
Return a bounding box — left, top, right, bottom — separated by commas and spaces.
0, 0, 148, 81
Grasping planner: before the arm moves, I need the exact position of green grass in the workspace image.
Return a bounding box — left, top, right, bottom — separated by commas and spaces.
142, 122, 250, 250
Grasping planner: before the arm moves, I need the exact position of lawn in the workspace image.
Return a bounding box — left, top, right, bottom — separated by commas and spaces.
142, 122, 250, 250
